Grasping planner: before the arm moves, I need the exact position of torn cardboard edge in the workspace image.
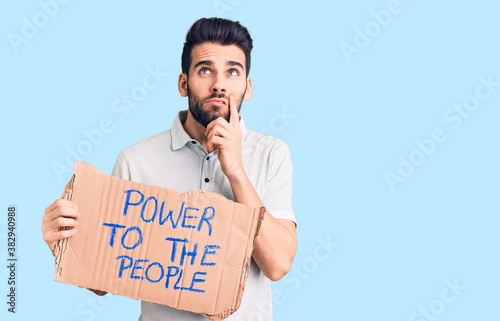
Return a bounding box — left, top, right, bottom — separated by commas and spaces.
54, 162, 265, 320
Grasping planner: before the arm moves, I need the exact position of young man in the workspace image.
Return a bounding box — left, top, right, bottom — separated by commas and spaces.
42, 17, 297, 320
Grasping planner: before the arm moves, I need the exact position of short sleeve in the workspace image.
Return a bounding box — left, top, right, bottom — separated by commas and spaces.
111, 151, 131, 180
261, 141, 296, 225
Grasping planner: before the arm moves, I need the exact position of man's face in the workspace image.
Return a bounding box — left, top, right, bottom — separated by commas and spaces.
181, 43, 252, 128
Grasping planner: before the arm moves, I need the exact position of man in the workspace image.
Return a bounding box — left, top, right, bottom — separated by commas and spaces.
42, 17, 297, 320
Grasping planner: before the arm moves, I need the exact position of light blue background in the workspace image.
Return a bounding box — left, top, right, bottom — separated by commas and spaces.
1, 0, 499, 320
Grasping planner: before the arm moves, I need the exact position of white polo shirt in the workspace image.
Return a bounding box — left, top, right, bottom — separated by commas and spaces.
112, 110, 296, 321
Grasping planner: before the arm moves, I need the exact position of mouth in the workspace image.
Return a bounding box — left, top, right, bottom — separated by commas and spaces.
206, 99, 227, 107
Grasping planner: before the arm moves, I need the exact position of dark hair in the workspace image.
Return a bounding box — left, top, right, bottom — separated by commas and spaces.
181, 17, 253, 77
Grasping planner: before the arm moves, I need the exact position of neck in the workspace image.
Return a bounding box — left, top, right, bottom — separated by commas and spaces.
182, 110, 210, 151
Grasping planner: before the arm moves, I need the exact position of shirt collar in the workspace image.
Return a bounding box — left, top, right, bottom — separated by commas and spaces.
171, 110, 247, 151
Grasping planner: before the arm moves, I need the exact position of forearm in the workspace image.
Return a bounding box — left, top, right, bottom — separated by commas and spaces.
228, 171, 297, 281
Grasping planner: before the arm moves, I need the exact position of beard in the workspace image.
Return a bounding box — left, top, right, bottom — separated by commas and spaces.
187, 85, 245, 128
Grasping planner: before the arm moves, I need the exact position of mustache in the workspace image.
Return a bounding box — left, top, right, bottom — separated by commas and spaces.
208, 92, 225, 99
202, 92, 227, 105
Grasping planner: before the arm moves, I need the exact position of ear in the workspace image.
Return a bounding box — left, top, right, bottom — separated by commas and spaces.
243, 77, 253, 101
178, 73, 188, 97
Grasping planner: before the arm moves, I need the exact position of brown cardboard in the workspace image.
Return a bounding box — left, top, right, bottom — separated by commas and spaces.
54, 162, 265, 320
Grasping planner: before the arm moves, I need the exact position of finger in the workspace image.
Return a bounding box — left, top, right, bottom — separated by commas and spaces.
43, 228, 78, 244
52, 217, 79, 229
206, 134, 218, 153
43, 206, 80, 224
207, 139, 216, 153
205, 117, 229, 136
207, 135, 224, 153
229, 94, 239, 126
45, 198, 78, 214
207, 125, 230, 141
42, 217, 78, 233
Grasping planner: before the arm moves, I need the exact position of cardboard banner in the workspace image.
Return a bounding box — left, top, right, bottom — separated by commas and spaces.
54, 162, 265, 320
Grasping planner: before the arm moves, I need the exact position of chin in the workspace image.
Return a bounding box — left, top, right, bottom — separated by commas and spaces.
206, 107, 227, 119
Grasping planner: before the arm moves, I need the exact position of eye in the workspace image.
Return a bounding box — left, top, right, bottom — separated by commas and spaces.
200, 67, 212, 75
228, 69, 239, 76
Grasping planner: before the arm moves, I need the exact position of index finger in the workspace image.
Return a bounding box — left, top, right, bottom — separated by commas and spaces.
45, 198, 78, 214
229, 94, 239, 126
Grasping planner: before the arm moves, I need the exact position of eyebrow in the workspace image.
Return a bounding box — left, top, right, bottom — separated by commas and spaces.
193, 60, 244, 70
226, 60, 244, 70
194, 60, 213, 69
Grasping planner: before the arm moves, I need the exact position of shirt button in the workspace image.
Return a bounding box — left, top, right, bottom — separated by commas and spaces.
206, 156, 210, 161
191, 141, 196, 144
204, 178, 209, 183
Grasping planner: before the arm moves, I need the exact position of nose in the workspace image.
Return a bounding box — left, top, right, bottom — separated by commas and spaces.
210, 73, 226, 95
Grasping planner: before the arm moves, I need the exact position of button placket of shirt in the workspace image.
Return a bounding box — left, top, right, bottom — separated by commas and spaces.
185, 140, 208, 188
186, 140, 206, 157
201, 150, 217, 190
